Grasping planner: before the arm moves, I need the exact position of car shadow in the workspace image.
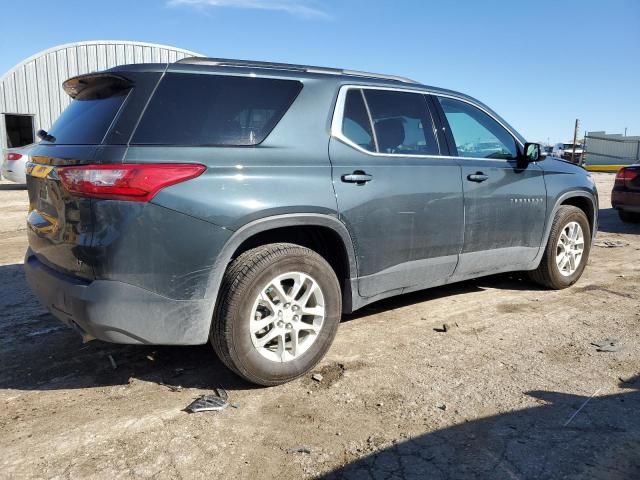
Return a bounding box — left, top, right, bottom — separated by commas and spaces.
322, 376, 640, 479
0, 263, 257, 392
598, 207, 640, 235
343, 271, 543, 322
0, 263, 544, 393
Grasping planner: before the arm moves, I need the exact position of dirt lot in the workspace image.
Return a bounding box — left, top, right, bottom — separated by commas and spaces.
1, 173, 638, 479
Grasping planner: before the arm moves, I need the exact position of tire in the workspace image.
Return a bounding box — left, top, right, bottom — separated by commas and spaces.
211, 243, 342, 386
618, 210, 640, 223
529, 205, 591, 289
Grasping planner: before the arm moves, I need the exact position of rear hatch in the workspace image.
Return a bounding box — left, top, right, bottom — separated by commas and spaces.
26, 71, 158, 278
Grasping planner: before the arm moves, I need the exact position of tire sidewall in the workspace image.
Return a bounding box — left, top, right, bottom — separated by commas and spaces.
547, 208, 591, 287
227, 252, 341, 384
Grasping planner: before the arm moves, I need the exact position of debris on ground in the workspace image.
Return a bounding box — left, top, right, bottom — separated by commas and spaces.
185, 388, 229, 413
591, 338, 623, 352
108, 355, 117, 370
593, 239, 628, 248
287, 446, 311, 454
437, 404, 447, 411
434, 322, 458, 333
160, 383, 183, 392
26, 325, 66, 337
308, 362, 347, 388
619, 376, 638, 387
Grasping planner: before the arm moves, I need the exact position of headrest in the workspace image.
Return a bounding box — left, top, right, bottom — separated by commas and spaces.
375, 118, 405, 153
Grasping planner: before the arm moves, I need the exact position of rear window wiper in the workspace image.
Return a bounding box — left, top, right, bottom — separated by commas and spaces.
37, 129, 56, 142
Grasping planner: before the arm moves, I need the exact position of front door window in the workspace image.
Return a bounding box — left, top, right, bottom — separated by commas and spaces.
438, 97, 518, 160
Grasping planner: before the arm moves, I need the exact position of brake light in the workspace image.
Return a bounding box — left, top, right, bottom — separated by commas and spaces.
6, 153, 22, 161
615, 167, 638, 185
57, 163, 206, 202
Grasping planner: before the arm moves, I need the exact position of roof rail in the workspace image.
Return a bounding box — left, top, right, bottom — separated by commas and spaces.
175, 57, 419, 84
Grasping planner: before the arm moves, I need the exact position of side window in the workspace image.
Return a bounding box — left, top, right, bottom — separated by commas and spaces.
438, 97, 518, 159
132, 73, 302, 146
341, 89, 375, 152
364, 90, 438, 155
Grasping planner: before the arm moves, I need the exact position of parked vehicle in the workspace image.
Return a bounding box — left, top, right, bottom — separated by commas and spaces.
611, 163, 640, 223
2, 146, 31, 183
24, 58, 598, 385
552, 142, 584, 163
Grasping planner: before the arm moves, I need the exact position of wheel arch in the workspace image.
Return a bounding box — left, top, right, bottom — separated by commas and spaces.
560, 194, 596, 235
204, 214, 358, 319
530, 191, 598, 270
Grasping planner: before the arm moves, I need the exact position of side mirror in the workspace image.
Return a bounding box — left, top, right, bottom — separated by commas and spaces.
523, 142, 542, 163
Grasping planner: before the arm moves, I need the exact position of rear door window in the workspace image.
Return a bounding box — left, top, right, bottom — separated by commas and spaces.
132, 73, 303, 146
341, 89, 376, 152
363, 89, 439, 155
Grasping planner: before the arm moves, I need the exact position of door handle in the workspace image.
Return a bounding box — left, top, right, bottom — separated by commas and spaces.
341, 171, 372, 185
467, 172, 489, 183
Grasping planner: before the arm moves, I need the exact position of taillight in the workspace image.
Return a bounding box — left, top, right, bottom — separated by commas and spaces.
615, 167, 638, 185
6, 153, 22, 161
57, 163, 206, 202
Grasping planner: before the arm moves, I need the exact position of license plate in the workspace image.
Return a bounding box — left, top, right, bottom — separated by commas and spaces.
28, 164, 54, 179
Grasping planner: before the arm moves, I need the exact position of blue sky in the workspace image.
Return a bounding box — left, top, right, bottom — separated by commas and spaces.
1, 0, 638, 143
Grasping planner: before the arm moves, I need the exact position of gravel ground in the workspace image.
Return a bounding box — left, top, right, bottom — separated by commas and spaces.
0, 173, 638, 479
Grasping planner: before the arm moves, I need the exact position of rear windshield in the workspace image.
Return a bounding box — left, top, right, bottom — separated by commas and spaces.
47, 78, 130, 145
131, 73, 303, 146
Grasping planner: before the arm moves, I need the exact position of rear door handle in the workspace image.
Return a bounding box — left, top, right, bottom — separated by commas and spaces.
467, 172, 489, 183
342, 171, 372, 185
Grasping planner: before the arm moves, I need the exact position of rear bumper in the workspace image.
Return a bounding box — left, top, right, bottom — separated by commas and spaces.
1, 165, 27, 184
611, 189, 640, 212
24, 250, 213, 345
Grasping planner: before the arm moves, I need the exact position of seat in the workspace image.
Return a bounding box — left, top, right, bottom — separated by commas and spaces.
375, 118, 405, 153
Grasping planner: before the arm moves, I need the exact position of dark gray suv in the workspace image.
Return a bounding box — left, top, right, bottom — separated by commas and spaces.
24, 58, 598, 385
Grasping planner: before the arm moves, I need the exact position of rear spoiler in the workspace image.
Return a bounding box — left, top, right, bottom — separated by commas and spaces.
62, 73, 132, 99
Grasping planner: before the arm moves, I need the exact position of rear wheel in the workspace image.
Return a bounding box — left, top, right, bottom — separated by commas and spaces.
211, 243, 342, 386
529, 206, 591, 289
618, 210, 640, 223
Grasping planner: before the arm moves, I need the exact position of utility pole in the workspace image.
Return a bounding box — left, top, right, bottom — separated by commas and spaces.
571, 119, 580, 164
624, 127, 627, 136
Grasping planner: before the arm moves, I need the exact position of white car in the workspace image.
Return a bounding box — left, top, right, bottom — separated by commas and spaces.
552, 143, 584, 163
1, 146, 31, 184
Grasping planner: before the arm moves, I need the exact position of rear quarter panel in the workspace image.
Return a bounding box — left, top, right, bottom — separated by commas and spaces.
131, 77, 339, 230
94, 76, 340, 301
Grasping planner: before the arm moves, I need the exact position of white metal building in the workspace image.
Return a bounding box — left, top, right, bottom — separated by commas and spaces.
584, 131, 640, 171
0, 40, 202, 157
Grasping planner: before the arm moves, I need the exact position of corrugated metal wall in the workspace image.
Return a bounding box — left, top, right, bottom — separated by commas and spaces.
584, 131, 640, 168
0, 40, 201, 155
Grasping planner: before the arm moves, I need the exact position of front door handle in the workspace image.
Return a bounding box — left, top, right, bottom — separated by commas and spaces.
467, 172, 489, 183
342, 171, 372, 185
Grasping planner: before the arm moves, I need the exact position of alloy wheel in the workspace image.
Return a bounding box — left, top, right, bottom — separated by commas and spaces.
249, 272, 325, 362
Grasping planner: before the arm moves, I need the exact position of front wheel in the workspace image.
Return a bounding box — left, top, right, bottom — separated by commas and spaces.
211, 243, 342, 386
529, 205, 591, 289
